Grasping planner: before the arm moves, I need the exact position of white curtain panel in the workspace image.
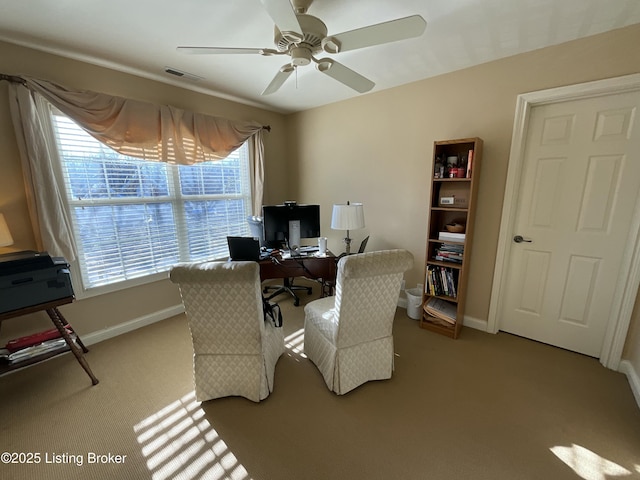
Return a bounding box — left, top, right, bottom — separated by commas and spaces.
8, 84, 78, 260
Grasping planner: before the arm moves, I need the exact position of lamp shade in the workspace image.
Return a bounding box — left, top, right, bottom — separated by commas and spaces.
0, 213, 14, 247
331, 203, 365, 231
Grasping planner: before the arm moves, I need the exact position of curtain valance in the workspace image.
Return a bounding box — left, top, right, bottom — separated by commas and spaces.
19, 76, 266, 165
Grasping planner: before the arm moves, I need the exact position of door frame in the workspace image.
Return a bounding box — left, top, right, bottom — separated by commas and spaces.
487, 73, 640, 370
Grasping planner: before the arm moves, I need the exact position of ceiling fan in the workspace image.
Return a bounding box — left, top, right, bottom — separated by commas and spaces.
177, 0, 427, 95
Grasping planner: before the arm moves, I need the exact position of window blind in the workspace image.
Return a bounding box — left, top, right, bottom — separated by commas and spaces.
51, 113, 251, 289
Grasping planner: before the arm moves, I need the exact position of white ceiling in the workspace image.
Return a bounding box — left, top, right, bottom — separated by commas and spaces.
1, 0, 639, 114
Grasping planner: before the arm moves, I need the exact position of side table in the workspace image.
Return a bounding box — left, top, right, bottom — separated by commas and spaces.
0, 296, 99, 385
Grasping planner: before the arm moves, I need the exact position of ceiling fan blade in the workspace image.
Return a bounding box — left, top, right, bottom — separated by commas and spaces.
322, 15, 427, 54
260, 0, 304, 42
261, 64, 295, 95
177, 46, 266, 55
315, 59, 374, 93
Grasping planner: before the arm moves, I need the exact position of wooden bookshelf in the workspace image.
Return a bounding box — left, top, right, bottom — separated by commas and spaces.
419, 138, 482, 338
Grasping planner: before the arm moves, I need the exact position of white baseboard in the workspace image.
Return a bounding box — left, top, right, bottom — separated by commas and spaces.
81, 304, 185, 346
463, 315, 488, 332
619, 360, 640, 410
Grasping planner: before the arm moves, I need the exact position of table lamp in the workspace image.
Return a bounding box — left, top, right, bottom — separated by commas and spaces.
0, 213, 14, 247
331, 201, 365, 255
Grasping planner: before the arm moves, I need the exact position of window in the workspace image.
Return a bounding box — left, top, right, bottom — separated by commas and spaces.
51, 113, 251, 291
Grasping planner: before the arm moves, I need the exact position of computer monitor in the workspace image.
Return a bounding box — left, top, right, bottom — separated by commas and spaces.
262, 203, 320, 250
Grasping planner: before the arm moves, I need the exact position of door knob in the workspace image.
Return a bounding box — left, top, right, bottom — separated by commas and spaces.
513, 235, 532, 243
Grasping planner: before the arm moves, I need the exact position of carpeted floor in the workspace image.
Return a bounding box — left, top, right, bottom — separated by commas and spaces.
1, 280, 640, 480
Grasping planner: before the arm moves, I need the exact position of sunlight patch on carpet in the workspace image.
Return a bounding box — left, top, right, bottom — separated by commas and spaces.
285, 328, 307, 359
134, 392, 253, 480
550, 444, 631, 480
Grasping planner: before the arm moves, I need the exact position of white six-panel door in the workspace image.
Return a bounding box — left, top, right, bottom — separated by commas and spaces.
499, 90, 640, 357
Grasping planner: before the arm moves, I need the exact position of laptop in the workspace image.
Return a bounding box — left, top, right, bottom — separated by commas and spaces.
227, 236, 265, 261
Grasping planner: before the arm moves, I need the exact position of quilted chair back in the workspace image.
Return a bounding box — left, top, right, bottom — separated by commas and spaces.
334, 249, 414, 348
170, 261, 284, 402
303, 249, 414, 395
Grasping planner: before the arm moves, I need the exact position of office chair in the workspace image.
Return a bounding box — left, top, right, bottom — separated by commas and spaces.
357, 235, 370, 254
249, 215, 312, 306
335, 235, 370, 262
263, 270, 312, 307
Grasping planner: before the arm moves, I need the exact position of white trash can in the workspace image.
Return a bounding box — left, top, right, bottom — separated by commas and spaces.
405, 288, 422, 320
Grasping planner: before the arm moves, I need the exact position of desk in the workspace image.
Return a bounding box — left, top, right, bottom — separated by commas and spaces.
259, 253, 336, 305
0, 297, 99, 385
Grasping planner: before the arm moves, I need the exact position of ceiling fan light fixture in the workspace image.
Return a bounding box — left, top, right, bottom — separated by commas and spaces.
290, 46, 312, 66
321, 36, 340, 54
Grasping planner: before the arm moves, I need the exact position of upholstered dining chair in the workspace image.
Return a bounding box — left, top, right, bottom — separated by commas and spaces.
170, 261, 285, 402
303, 249, 414, 395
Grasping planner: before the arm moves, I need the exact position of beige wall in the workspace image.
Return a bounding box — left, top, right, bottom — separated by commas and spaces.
286, 24, 640, 364
0, 40, 289, 339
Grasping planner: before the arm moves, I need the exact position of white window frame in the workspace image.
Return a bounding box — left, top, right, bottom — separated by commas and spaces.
49, 110, 252, 299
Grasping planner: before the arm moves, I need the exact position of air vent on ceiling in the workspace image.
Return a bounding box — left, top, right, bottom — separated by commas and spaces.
164, 67, 203, 82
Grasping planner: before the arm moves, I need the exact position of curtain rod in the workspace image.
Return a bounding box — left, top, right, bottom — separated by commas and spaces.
0, 73, 26, 85
0, 73, 271, 132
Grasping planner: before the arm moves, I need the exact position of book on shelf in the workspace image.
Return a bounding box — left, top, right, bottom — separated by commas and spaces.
434, 246, 464, 263
438, 243, 464, 251
5, 326, 72, 353
424, 297, 457, 324
435, 255, 462, 264
438, 250, 463, 258
425, 266, 458, 298
466, 149, 473, 178
437, 244, 464, 256
438, 231, 466, 242
6, 335, 77, 363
